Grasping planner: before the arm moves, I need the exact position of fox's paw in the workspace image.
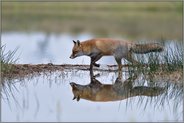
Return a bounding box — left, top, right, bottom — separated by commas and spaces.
94, 73, 100, 78
116, 77, 122, 82
94, 63, 100, 67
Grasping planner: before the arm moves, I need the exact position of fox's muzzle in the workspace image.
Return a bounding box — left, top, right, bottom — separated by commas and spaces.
70, 54, 75, 59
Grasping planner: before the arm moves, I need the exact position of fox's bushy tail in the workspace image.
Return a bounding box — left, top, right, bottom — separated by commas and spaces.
130, 43, 164, 54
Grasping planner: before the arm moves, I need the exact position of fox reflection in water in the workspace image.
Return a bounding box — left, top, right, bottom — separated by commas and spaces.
70, 74, 165, 102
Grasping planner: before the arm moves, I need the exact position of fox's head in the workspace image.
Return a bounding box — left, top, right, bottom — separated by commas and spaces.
70, 82, 83, 101
70, 40, 83, 59
70, 82, 93, 102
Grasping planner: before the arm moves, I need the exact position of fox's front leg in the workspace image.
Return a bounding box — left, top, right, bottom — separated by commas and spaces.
90, 60, 94, 77
90, 55, 102, 77
90, 57, 96, 77
92, 54, 102, 67
90, 54, 102, 68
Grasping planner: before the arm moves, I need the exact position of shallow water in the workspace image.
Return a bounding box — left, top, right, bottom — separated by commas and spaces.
1, 32, 183, 122
2, 70, 183, 122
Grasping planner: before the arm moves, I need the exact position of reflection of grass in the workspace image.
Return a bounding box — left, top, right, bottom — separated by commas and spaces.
1, 45, 19, 108
124, 69, 182, 121
2, 2, 182, 40
163, 44, 183, 72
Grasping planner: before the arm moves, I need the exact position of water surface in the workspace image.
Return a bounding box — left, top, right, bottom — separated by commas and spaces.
1, 32, 183, 122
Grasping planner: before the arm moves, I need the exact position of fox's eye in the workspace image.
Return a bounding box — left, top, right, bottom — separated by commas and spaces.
73, 50, 77, 54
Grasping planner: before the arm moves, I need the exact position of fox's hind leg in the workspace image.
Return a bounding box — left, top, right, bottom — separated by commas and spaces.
126, 52, 140, 65
115, 57, 123, 80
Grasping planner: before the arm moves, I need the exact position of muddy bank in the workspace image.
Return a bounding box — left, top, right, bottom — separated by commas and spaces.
1, 63, 182, 81
0, 63, 146, 80
1, 63, 120, 79
1, 63, 152, 78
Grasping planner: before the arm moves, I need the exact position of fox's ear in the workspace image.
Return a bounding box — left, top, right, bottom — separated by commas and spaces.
73, 40, 76, 44
77, 40, 80, 46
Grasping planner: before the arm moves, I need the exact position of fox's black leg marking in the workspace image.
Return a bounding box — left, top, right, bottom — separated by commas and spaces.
94, 73, 100, 78
94, 63, 100, 67
92, 54, 102, 67
90, 62, 94, 77
90, 54, 102, 77
115, 77, 122, 83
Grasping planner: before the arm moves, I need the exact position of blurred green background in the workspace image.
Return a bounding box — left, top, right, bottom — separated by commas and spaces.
2, 2, 183, 41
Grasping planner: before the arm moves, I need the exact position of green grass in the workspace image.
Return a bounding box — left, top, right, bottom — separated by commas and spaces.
132, 41, 183, 73
0, 45, 18, 76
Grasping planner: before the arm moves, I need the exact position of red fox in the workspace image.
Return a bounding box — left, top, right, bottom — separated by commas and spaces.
70, 38, 164, 79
